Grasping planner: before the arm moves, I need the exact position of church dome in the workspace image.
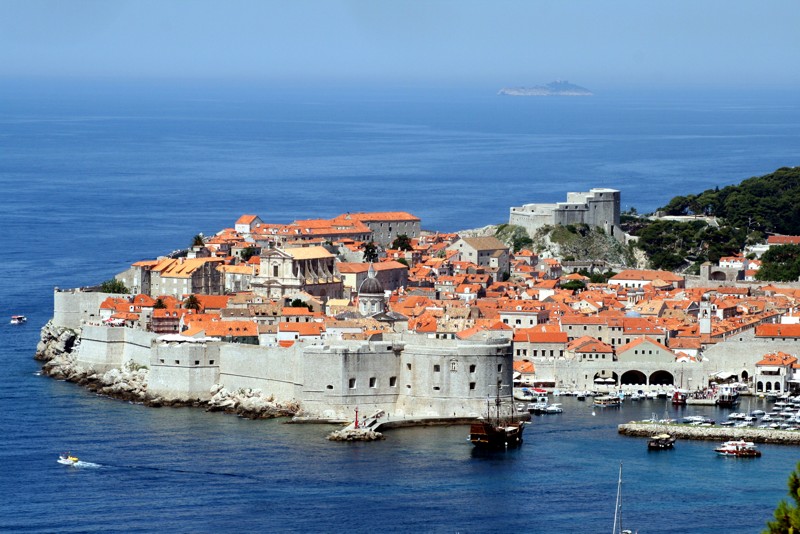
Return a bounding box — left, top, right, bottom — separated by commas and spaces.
358, 263, 384, 295
359, 275, 384, 295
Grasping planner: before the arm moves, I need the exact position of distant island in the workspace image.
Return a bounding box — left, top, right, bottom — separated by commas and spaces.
498, 80, 593, 96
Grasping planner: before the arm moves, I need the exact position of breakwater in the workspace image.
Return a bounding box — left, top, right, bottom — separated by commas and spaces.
619, 422, 800, 445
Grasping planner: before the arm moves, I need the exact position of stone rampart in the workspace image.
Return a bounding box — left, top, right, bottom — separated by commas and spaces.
218, 343, 300, 401
54, 289, 119, 329
77, 325, 156, 372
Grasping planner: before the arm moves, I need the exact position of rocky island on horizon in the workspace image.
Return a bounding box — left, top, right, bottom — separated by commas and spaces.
498, 80, 593, 96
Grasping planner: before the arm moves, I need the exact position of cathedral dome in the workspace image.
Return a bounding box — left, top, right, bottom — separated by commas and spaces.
359, 274, 384, 295
358, 263, 384, 295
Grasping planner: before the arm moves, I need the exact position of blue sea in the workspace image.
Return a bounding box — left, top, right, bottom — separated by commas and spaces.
2, 80, 800, 532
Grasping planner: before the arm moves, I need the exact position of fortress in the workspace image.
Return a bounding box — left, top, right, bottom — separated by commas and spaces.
509, 188, 622, 238
51, 290, 513, 421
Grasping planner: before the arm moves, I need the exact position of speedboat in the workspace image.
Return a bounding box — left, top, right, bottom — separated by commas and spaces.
714, 440, 761, 458
10, 315, 27, 325
58, 453, 79, 466
544, 403, 563, 414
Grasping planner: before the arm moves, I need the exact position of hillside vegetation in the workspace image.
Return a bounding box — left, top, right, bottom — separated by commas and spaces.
660, 166, 800, 234
625, 166, 799, 273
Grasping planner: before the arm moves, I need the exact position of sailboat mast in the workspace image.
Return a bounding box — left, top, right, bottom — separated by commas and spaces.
612, 461, 623, 534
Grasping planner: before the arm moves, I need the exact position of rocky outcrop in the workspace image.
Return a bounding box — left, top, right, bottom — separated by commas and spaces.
35, 320, 80, 364
327, 427, 385, 442
206, 384, 300, 419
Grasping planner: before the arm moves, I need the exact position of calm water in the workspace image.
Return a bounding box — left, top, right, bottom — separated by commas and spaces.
1, 82, 800, 532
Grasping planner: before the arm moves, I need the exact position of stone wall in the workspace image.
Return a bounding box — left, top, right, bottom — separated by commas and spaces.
77, 325, 157, 372
54, 289, 118, 329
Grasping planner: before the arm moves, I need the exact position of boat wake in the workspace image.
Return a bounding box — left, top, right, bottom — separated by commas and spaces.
72, 460, 101, 468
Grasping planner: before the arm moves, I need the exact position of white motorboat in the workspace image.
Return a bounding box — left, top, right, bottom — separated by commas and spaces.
58, 453, 79, 466
544, 403, 563, 414
10, 315, 27, 325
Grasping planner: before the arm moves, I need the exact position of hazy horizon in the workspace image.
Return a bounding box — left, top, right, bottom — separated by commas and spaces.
2, 1, 799, 91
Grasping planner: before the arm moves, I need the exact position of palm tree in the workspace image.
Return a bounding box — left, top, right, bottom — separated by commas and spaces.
191, 234, 205, 248
183, 294, 201, 311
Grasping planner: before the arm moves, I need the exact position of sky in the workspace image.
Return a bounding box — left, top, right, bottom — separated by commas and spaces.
1, 0, 799, 89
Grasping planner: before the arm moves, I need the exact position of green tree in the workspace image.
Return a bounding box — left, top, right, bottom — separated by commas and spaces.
391, 234, 413, 251
100, 279, 129, 294
191, 234, 205, 248
241, 246, 258, 262
290, 298, 313, 312
560, 280, 586, 292
183, 294, 201, 311
757, 244, 800, 282
153, 298, 166, 309
764, 461, 800, 533
361, 241, 379, 263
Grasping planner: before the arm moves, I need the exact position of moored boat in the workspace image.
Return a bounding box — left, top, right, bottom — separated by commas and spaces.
715, 385, 740, 408
10, 315, 27, 325
671, 389, 688, 405
647, 434, 676, 450
594, 395, 621, 408
714, 440, 761, 458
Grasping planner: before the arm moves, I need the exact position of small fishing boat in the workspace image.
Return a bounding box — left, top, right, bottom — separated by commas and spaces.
10, 315, 27, 325
58, 453, 79, 466
714, 440, 761, 458
647, 434, 676, 450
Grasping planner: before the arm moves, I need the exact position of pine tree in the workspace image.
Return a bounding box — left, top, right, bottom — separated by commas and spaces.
765, 461, 800, 533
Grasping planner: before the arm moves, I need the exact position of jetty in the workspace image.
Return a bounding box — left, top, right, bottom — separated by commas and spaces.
619, 422, 800, 445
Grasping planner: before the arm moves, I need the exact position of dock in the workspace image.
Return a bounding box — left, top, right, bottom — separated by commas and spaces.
619, 422, 800, 445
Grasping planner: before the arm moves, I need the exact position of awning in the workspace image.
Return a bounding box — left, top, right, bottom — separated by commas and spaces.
712, 371, 735, 380
604, 378, 616, 383
594, 377, 605, 383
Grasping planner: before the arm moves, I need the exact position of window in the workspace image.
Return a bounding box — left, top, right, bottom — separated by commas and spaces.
349, 378, 356, 389
159, 359, 164, 364
469, 364, 476, 373
369, 377, 377, 388
389, 376, 397, 387
434, 364, 441, 372
470, 382, 476, 390
450, 360, 458, 371
194, 360, 200, 366
174, 360, 180, 364
407, 363, 412, 370
209, 360, 215, 365
497, 364, 502, 372
326, 385, 333, 390
433, 386, 440, 391
273, 265, 279, 277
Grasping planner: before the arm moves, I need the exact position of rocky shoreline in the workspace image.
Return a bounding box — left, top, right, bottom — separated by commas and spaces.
35, 321, 299, 419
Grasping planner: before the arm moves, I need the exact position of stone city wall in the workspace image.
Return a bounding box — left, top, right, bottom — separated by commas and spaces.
77, 325, 157, 372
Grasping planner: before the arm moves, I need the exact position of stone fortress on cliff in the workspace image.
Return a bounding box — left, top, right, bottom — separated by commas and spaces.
509, 188, 624, 240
